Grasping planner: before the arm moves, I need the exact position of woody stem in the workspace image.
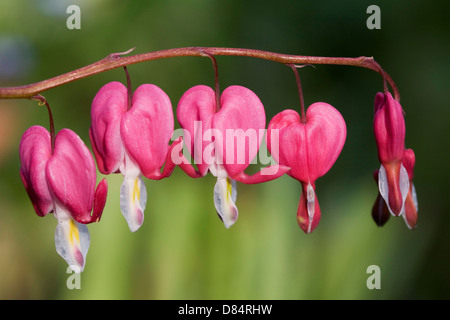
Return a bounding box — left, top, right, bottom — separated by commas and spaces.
0, 47, 400, 101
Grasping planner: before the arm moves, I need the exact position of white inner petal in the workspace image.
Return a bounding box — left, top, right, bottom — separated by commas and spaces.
213, 176, 238, 229
119, 152, 141, 178
120, 175, 147, 232
209, 161, 218, 177
411, 183, 418, 211
306, 182, 315, 234
378, 165, 388, 207
54, 215, 90, 273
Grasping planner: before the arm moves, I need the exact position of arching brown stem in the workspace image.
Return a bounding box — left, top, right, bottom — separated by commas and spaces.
0, 47, 399, 101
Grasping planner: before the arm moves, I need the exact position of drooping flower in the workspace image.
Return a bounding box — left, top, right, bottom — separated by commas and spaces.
373, 91, 409, 216
90, 81, 179, 232
176, 85, 289, 228
19, 125, 108, 272
267, 103, 347, 233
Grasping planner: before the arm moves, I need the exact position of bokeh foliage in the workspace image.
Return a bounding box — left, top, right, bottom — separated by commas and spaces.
0, 0, 449, 299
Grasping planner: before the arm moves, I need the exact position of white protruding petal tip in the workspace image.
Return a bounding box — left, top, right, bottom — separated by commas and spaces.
399, 164, 410, 212
378, 165, 389, 210
214, 176, 238, 228
306, 182, 315, 234
411, 183, 418, 211
55, 218, 90, 272
120, 176, 147, 232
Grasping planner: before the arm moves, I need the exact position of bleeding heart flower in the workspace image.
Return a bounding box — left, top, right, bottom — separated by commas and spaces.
176, 85, 289, 228
267, 103, 347, 233
90, 81, 179, 232
19, 125, 108, 272
373, 91, 409, 216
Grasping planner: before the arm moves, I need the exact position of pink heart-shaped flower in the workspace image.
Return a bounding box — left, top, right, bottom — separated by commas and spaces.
212, 85, 266, 179
267, 102, 346, 233
177, 84, 288, 228
268, 103, 346, 182
121, 84, 174, 179
19, 125, 108, 272
177, 85, 265, 179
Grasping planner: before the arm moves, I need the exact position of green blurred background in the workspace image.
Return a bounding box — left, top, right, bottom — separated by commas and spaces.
0, 0, 449, 299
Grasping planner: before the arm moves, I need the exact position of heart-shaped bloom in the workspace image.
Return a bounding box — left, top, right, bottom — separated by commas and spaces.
267, 103, 347, 233
176, 85, 289, 228
373, 91, 409, 216
19, 125, 108, 272
90, 81, 178, 232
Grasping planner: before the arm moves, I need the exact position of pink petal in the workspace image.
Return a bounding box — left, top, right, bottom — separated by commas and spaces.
403, 183, 418, 229
90, 81, 128, 174
373, 92, 405, 164
233, 164, 290, 184
177, 85, 216, 176
171, 137, 203, 178
19, 125, 53, 217
121, 84, 174, 179
401, 148, 418, 228
89, 128, 107, 174
267, 109, 308, 181
297, 182, 321, 234
402, 148, 416, 180
91, 178, 108, 222
46, 129, 97, 223
150, 137, 183, 180
305, 102, 347, 181
212, 85, 266, 178
378, 162, 409, 216
373, 92, 385, 114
